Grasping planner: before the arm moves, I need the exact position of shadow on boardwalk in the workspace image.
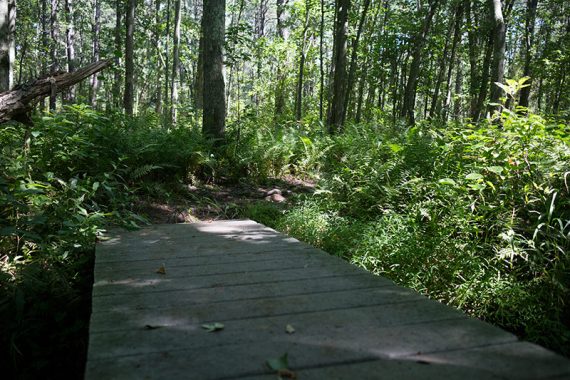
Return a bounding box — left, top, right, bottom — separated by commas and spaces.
85, 221, 570, 380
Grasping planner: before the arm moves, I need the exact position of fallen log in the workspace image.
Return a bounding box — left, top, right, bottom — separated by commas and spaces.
0, 59, 112, 124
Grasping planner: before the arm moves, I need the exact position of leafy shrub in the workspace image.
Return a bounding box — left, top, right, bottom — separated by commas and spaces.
252, 108, 570, 355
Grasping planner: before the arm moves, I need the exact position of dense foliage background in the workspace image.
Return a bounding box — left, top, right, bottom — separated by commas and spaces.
0, 0, 569, 378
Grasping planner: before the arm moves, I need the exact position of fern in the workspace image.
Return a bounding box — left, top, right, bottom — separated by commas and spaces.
129, 164, 163, 180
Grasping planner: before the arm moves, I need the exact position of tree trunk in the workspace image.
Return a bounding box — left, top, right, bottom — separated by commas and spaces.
319, 0, 324, 121
274, 0, 286, 119
64, 0, 76, 103
428, 11, 454, 119
327, 0, 350, 134
194, 35, 204, 111
154, 0, 162, 114
90, 0, 101, 107
113, 0, 122, 108
519, 0, 538, 109
124, 0, 135, 115
294, 0, 310, 122
49, 0, 58, 110
473, 32, 493, 121
401, 0, 439, 125
170, 0, 181, 124
0, 0, 14, 92
343, 0, 370, 124
0, 59, 111, 124
489, 0, 506, 113
163, 0, 171, 117
442, 4, 463, 120
202, 0, 226, 140
466, 0, 480, 118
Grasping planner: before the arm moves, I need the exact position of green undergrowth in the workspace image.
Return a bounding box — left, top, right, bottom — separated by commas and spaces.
1, 102, 569, 378
243, 109, 570, 356
0, 106, 214, 378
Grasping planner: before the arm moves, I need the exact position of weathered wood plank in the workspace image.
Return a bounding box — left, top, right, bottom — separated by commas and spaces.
85, 220, 570, 380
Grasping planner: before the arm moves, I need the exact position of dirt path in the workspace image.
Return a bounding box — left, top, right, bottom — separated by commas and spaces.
135, 176, 315, 224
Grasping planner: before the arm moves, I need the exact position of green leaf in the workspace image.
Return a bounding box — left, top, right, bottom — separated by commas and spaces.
266, 353, 289, 371
438, 178, 457, 186
388, 143, 403, 153
465, 172, 484, 180
486, 166, 504, 175
201, 322, 224, 332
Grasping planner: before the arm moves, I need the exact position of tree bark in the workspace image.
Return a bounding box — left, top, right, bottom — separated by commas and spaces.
202, 0, 226, 140
49, 0, 59, 110
327, 0, 350, 134
489, 0, 506, 113
519, 0, 538, 109
154, 0, 162, 114
473, 32, 493, 121
401, 0, 439, 125
0, 0, 14, 92
124, 0, 135, 115
170, 0, 181, 124
274, 0, 286, 119
442, 4, 463, 121
90, 0, 101, 107
0, 59, 112, 124
319, 0, 324, 121
64, 0, 76, 102
294, 0, 310, 121
113, 0, 122, 108
343, 0, 370, 124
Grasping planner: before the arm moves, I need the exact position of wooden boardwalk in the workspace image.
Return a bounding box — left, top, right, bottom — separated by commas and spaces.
85, 220, 570, 379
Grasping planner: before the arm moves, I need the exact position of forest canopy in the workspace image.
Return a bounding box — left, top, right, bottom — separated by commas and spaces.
0, 0, 569, 377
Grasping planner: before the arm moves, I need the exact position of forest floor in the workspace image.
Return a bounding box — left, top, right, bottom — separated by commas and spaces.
134, 175, 315, 224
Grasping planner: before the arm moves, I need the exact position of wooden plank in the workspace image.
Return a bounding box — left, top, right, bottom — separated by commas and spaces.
85, 220, 570, 380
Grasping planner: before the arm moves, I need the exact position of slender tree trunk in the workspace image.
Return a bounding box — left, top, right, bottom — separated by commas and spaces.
202, 0, 226, 140
319, 0, 325, 120
428, 13, 453, 119
453, 56, 463, 119
49, 0, 58, 110
343, 0, 370, 124
401, 0, 439, 124
274, 0, 286, 119
327, 0, 350, 134
90, 0, 101, 107
113, 0, 122, 108
154, 0, 162, 114
194, 35, 204, 111
489, 0, 506, 113
473, 32, 493, 121
170, 0, 181, 124
294, 0, 310, 121
466, 0, 480, 118
519, 0, 538, 109
64, 0, 76, 103
442, 4, 463, 120
163, 0, 171, 117
0, 0, 14, 92
124, 0, 135, 115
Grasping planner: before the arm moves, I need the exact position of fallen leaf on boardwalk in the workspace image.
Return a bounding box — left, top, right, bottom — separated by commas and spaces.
156, 264, 166, 275
201, 322, 224, 332
277, 369, 297, 379
266, 353, 289, 371
144, 325, 163, 330
285, 324, 295, 334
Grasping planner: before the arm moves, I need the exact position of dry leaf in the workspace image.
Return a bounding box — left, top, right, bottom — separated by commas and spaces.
156, 264, 166, 275
277, 369, 297, 379
201, 322, 224, 332
285, 324, 295, 334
